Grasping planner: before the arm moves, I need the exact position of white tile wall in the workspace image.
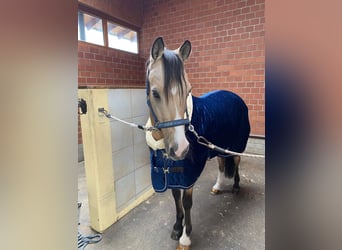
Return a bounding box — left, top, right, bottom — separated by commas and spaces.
133, 142, 150, 169
108, 89, 151, 212
131, 89, 148, 117
135, 164, 151, 195
115, 173, 135, 209
112, 146, 134, 181
132, 116, 148, 145
108, 89, 132, 119
110, 120, 133, 152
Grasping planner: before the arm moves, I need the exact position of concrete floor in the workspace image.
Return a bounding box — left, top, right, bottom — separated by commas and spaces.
78, 156, 264, 250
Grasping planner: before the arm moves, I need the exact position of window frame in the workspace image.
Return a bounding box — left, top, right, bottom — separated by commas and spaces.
78, 2, 140, 54
107, 20, 138, 54
78, 10, 105, 46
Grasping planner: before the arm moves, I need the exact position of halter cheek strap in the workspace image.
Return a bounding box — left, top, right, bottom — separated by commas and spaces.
146, 78, 190, 130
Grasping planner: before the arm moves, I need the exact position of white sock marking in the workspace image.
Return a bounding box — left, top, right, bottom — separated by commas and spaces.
213, 169, 225, 191
179, 226, 191, 246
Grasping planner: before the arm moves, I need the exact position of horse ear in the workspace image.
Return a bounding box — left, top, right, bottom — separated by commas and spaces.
151, 37, 165, 60
179, 40, 191, 61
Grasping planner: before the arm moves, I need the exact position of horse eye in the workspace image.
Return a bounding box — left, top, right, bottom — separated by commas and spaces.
152, 90, 161, 99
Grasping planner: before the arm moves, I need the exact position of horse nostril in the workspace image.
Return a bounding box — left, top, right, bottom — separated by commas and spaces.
169, 144, 178, 158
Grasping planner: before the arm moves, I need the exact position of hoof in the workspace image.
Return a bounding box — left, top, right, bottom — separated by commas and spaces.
176, 244, 190, 250
232, 186, 240, 194
171, 229, 183, 240
211, 188, 222, 195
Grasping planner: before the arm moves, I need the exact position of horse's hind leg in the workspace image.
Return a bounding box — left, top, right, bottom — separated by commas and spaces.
211, 157, 226, 194
212, 156, 241, 194
171, 189, 184, 240
232, 156, 241, 193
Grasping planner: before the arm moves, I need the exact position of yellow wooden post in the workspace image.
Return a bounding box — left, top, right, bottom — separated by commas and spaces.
78, 89, 116, 232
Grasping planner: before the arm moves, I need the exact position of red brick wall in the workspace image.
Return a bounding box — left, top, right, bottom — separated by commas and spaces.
78, 0, 265, 145
78, 42, 145, 89
141, 0, 265, 136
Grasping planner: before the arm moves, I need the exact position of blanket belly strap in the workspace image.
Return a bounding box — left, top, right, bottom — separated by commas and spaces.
152, 166, 184, 174
166, 166, 184, 173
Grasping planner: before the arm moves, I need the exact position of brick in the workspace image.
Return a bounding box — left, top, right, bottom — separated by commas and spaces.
80, 71, 90, 77
95, 54, 104, 60
78, 77, 86, 83
246, 26, 254, 32
84, 53, 94, 59
242, 7, 250, 14
255, 24, 264, 31
255, 10, 264, 18
246, 12, 255, 19
90, 47, 99, 54
251, 5, 259, 12
250, 18, 259, 25
86, 77, 97, 83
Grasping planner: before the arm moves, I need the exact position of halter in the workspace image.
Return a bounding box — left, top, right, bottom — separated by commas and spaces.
146, 78, 190, 130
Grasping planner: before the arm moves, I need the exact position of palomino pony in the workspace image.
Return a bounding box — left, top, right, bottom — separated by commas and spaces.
145, 37, 250, 249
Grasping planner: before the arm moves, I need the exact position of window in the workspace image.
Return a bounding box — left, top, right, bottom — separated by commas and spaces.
77, 6, 139, 54
78, 11, 104, 46
107, 22, 138, 54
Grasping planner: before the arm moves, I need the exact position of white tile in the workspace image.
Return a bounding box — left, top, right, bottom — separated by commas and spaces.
133, 141, 150, 169
116, 197, 135, 213
135, 164, 151, 195
108, 89, 132, 119
111, 120, 133, 152
132, 115, 149, 145
112, 146, 134, 181
115, 173, 135, 209
131, 89, 148, 117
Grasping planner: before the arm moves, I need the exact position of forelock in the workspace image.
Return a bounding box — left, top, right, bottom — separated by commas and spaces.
162, 49, 186, 102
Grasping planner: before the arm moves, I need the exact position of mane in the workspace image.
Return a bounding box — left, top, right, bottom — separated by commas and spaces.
162, 49, 186, 103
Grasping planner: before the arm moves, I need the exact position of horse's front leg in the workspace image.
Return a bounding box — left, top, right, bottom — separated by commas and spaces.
171, 189, 184, 240
177, 187, 193, 249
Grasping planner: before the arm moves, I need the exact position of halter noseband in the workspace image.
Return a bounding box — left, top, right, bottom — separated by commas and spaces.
146, 78, 190, 130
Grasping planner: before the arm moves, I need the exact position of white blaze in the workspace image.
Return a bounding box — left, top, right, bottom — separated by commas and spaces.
173, 106, 189, 158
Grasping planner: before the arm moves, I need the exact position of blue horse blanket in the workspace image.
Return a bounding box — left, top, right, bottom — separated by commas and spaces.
149, 90, 250, 192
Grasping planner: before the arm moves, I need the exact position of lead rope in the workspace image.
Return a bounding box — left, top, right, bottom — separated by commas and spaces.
98, 108, 158, 131
98, 108, 264, 159
78, 203, 103, 249
98, 107, 189, 131
188, 124, 265, 159
78, 232, 102, 250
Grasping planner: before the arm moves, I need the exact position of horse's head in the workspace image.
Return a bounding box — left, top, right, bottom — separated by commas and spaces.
146, 37, 192, 160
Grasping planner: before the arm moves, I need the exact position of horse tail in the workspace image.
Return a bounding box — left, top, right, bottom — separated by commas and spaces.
224, 156, 235, 179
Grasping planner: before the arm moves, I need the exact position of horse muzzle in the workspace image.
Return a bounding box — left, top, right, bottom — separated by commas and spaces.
166, 128, 190, 161
168, 143, 189, 161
